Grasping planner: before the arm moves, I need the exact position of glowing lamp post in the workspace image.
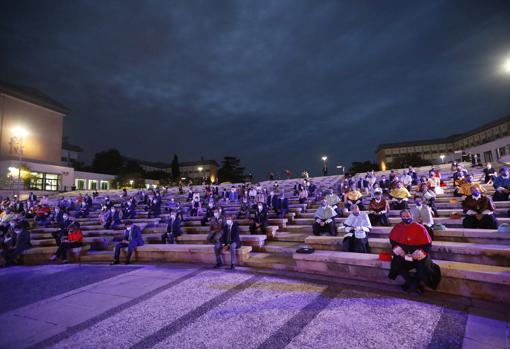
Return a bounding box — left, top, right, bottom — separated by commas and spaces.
505, 59, 510, 74
129, 180, 134, 188
197, 166, 203, 184
321, 156, 328, 176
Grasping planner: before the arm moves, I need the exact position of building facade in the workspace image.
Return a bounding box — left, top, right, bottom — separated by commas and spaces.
376, 115, 510, 170
179, 160, 219, 183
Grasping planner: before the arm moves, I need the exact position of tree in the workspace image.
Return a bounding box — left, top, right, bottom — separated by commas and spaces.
349, 161, 380, 174
91, 149, 124, 175
171, 154, 180, 180
145, 170, 171, 185
391, 153, 432, 169
218, 156, 245, 183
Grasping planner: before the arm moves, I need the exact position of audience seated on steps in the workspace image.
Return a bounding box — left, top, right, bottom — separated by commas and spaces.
201, 201, 215, 226
400, 170, 413, 191
428, 168, 444, 195
481, 162, 496, 184
266, 190, 277, 211
0, 221, 31, 267
189, 195, 202, 216
250, 202, 268, 234
34, 204, 51, 227
368, 188, 389, 227
493, 167, 510, 202
238, 197, 251, 219
462, 185, 498, 229
411, 198, 435, 240
207, 208, 225, 244
50, 222, 83, 264
148, 193, 161, 218
122, 197, 137, 220
388, 210, 440, 296
273, 192, 289, 219
342, 204, 371, 253
111, 222, 144, 265
103, 207, 122, 229
313, 199, 337, 236
324, 189, 342, 215
162, 211, 182, 244
52, 213, 75, 246
214, 214, 240, 270
389, 182, 410, 211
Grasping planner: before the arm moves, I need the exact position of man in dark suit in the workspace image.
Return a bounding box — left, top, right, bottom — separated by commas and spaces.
111, 222, 144, 265
162, 212, 182, 244
274, 192, 289, 218
104, 207, 122, 229
1, 222, 31, 266
250, 202, 268, 234
214, 215, 241, 269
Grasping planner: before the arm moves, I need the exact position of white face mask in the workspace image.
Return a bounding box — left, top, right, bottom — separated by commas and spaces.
214, 213, 219, 218
226, 220, 233, 225
170, 215, 176, 220
258, 205, 263, 210
63, 215, 69, 220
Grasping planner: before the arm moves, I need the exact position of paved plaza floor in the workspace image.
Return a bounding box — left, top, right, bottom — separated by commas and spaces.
0, 263, 507, 349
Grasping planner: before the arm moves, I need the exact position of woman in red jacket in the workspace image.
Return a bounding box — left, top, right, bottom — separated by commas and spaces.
50, 223, 83, 264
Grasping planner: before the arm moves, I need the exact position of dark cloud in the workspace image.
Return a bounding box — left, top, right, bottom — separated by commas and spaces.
1, 0, 510, 179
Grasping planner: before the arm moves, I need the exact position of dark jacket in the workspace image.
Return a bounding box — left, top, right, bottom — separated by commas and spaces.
221, 222, 241, 247
166, 218, 182, 236
123, 225, 144, 248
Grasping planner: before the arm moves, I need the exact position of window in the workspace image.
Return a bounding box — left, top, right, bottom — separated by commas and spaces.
497, 147, 507, 159
44, 174, 59, 191
100, 181, 109, 190
483, 151, 493, 163
89, 180, 98, 190
76, 179, 85, 190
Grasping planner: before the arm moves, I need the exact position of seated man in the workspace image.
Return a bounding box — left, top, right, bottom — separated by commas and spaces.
401, 170, 413, 192
368, 189, 389, 226
308, 181, 316, 197
493, 167, 510, 201
49, 206, 64, 227
122, 198, 137, 220
50, 223, 83, 263
266, 191, 277, 211
189, 196, 202, 216
250, 202, 268, 234
75, 201, 90, 219
342, 204, 371, 253
53, 213, 74, 246
104, 207, 122, 229
481, 163, 496, 184
325, 189, 342, 214
214, 214, 241, 270
274, 192, 289, 218
378, 175, 390, 195
388, 210, 439, 295
389, 182, 410, 210
228, 187, 238, 203
238, 197, 251, 219
462, 185, 498, 229
1, 222, 31, 267
34, 204, 51, 227
201, 202, 216, 226
456, 174, 485, 198
313, 199, 337, 236
111, 222, 144, 265
411, 198, 435, 239
298, 187, 308, 204
162, 212, 182, 244
207, 208, 224, 244
344, 186, 364, 211
148, 196, 161, 218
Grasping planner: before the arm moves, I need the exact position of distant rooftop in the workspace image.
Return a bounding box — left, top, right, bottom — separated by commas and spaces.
376, 114, 510, 152
0, 80, 69, 114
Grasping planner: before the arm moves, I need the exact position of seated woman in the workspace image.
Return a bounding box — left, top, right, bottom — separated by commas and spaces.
342, 204, 371, 253
462, 185, 498, 229
389, 182, 410, 210
313, 199, 337, 236
50, 223, 83, 263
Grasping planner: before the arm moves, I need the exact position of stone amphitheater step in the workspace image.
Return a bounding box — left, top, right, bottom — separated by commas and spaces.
243, 252, 297, 271
259, 241, 305, 256
79, 250, 113, 263
273, 231, 310, 242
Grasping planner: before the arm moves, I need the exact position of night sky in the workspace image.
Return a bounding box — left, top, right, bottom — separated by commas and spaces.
1, 0, 510, 179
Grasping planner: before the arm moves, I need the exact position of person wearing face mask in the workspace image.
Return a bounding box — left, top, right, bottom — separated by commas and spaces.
104, 207, 122, 229
162, 212, 182, 244
207, 209, 224, 244
75, 200, 90, 219
481, 163, 496, 184
308, 181, 317, 197
0, 222, 31, 267
122, 198, 137, 220
250, 202, 268, 234
50, 222, 83, 264
148, 196, 161, 218
342, 204, 371, 253
415, 184, 439, 217
457, 174, 485, 198
53, 213, 74, 246
368, 189, 389, 226
388, 210, 439, 295
228, 187, 238, 203
49, 206, 64, 226
201, 202, 216, 226
462, 185, 498, 229
411, 198, 435, 239
214, 215, 241, 269
389, 182, 410, 211
324, 189, 341, 215
111, 222, 144, 265
378, 175, 390, 195
313, 199, 337, 236
274, 192, 289, 218
190, 196, 202, 217
493, 167, 510, 202
238, 197, 251, 219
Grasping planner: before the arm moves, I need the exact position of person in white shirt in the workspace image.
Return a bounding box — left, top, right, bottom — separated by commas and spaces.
411, 198, 435, 239
342, 204, 371, 253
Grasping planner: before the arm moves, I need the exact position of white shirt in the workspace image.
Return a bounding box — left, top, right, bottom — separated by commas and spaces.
343, 212, 372, 239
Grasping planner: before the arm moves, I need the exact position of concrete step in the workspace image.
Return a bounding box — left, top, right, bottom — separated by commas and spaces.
273, 232, 309, 242
244, 252, 296, 271
260, 241, 305, 256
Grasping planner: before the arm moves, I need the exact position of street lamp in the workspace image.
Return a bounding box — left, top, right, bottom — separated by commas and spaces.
129, 180, 134, 187
504, 59, 510, 73
197, 166, 203, 184
10, 126, 28, 197
440, 154, 445, 164
321, 156, 328, 176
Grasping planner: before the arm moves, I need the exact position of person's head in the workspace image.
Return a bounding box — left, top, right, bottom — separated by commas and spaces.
420, 176, 427, 183
126, 221, 134, 230
500, 167, 509, 178
471, 185, 481, 198
465, 174, 473, 183
213, 209, 220, 218
63, 213, 69, 220
208, 202, 214, 208
381, 175, 386, 180
321, 199, 328, 207
110, 207, 116, 213
351, 204, 360, 216
257, 202, 264, 211
415, 198, 422, 207
400, 210, 413, 224
487, 163, 492, 169
14, 223, 24, 234
374, 189, 382, 198
396, 182, 403, 189
226, 215, 234, 226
